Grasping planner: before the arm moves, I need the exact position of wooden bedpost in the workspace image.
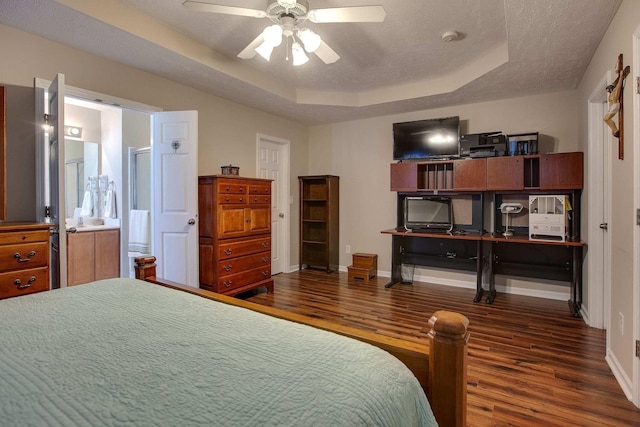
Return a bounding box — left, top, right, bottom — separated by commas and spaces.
134, 256, 157, 281
427, 310, 469, 427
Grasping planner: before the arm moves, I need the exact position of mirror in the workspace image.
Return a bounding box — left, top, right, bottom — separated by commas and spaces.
65, 139, 99, 219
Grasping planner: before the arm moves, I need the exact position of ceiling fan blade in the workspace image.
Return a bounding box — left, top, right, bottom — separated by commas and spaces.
314, 41, 340, 64
237, 33, 264, 59
308, 6, 386, 23
182, 1, 267, 18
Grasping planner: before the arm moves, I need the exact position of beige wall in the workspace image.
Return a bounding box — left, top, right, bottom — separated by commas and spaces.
310, 90, 580, 297
0, 23, 309, 262
577, 0, 640, 388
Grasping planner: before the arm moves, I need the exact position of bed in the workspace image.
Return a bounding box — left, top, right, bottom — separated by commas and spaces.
0, 256, 469, 426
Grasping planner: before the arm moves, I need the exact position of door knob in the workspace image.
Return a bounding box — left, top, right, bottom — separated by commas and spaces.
279, 213, 285, 218
188, 218, 196, 225
599, 223, 608, 230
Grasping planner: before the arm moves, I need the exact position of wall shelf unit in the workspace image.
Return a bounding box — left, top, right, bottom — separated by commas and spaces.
299, 175, 339, 272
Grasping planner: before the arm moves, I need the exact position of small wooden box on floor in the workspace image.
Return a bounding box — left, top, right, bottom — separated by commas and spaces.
347, 253, 377, 283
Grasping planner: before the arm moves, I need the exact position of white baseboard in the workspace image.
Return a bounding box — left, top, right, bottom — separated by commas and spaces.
606, 349, 633, 401
294, 265, 570, 302
374, 268, 569, 301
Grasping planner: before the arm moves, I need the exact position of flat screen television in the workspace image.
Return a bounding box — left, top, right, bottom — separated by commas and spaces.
393, 116, 460, 160
404, 196, 453, 232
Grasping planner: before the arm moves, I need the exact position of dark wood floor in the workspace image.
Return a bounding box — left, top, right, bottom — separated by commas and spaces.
245, 269, 640, 426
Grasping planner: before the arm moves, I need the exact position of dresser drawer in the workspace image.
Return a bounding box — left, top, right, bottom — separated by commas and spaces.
218, 236, 270, 260
218, 251, 270, 276
217, 194, 248, 205
217, 182, 247, 194
0, 230, 49, 245
0, 267, 49, 299
249, 184, 271, 195
0, 242, 49, 272
248, 194, 271, 205
217, 266, 271, 292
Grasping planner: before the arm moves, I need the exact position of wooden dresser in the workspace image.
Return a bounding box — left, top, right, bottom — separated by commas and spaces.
198, 175, 273, 296
0, 222, 52, 300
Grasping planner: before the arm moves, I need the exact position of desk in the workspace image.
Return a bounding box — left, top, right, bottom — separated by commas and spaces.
381, 228, 483, 293
483, 233, 585, 316
381, 229, 586, 317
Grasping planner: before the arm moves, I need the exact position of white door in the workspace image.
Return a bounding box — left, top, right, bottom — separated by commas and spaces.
152, 111, 199, 286
257, 134, 290, 274
587, 77, 613, 329
47, 74, 67, 288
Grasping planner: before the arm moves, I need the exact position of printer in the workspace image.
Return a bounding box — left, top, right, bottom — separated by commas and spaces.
459, 132, 507, 157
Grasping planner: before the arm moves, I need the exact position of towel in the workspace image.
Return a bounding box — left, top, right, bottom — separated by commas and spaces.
104, 187, 117, 219
128, 210, 150, 254
80, 189, 93, 217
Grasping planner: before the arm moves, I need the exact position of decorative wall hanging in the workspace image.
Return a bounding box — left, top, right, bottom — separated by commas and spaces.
603, 53, 630, 159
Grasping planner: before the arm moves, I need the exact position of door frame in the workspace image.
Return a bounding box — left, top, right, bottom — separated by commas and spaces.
256, 133, 291, 274
35, 78, 161, 285
632, 22, 640, 409
587, 73, 613, 330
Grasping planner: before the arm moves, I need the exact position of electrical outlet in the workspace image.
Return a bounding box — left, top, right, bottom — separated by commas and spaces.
619, 312, 624, 335
345, 245, 351, 254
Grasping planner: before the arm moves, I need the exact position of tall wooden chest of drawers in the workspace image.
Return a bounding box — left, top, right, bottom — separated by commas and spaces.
198, 175, 273, 296
0, 222, 52, 300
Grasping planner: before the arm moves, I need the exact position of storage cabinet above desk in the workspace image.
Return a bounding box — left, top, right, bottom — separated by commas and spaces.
391, 152, 583, 192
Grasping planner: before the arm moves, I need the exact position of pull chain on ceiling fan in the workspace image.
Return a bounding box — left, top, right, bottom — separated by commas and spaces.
183, 0, 387, 66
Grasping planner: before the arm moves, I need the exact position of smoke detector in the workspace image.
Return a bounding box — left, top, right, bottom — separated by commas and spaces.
441, 31, 460, 42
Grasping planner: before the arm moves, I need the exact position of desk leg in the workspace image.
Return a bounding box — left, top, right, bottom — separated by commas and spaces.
486, 242, 496, 304
473, 240, 484, 302
569, 246, 582, 318
385, 235, 403, 289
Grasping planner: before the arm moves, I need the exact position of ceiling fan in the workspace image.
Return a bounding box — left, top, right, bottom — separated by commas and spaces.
182, 0, 386, 66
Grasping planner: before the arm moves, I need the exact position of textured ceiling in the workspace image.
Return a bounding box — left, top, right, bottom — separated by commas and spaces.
0, 0, 622, 124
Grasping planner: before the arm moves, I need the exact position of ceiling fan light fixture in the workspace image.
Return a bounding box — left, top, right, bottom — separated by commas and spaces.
277, 0, 298, 10
263, 24, 283, 47
255, 40, 275, 60
291, 42, 309, 66
298, 28, 321, 53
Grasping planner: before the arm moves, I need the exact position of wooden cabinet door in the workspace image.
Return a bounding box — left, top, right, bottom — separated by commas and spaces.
486, 156, 524, 190
67, 232, 95, 286
539, 152, 583, 189
390, 162, 418, 191
247, 206, 270, 234
453, 159, 486, 190
217, 205, 247, 238
95, 229, 120, 280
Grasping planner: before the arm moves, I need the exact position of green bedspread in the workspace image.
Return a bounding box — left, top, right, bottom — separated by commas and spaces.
0, 278, 437, 426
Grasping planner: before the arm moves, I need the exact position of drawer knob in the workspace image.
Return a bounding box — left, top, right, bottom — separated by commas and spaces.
223, 249, 232, 255
14, 276, 36, 289
262, 242, 269, 248
226, 197, 230, 202
223, 264, 232, 272
14, 251, 36, 263
262, 256, 269, 263
226, 186, 230, 191
223, 280, 233, 288
245, 218, 251, 223
239, 197, 243, 202
262, 270, 269, 277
